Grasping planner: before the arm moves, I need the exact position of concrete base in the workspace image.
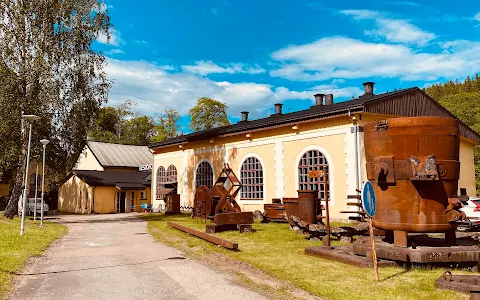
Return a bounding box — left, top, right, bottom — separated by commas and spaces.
353, 235, 480, 265
304, 246, 398, 268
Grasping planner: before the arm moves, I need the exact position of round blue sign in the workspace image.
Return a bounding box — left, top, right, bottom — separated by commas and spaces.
361, 181, 376, 217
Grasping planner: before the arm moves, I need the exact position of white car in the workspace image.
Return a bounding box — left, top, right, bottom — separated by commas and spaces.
27, 198, 49, 215
458, 197, 480, 230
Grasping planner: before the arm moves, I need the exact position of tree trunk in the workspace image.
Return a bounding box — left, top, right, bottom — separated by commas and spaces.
4, 112, 28, 219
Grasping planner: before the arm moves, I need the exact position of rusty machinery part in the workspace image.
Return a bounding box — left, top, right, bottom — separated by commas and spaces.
168, 222, 238, 250
212, 163, 242, 215
193, 186, 212, 219
262, 204, 287, 223
364, 117, 464, 243
435, 270, 480, 298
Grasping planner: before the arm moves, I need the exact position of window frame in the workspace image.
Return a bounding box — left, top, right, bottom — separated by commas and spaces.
195, 161, 214, 189
240, 156, 264, 200
298, 149, 329, 201
156, 166, 166, 200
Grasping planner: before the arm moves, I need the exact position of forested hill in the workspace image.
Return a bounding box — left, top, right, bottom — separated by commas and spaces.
424, 74, 480, 194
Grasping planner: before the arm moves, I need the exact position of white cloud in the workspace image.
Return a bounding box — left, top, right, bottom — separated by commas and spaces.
105, 58, 361, 118
475, 12, 480, 21
97, 28, 123, 46
105, 49, 124, 55
340, 10, 436, 46
181, 60, 266, 76
270, 36, 480, 82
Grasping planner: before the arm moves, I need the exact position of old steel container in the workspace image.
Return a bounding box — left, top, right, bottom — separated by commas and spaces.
297, 190, 318, 224
283, 197, 300, 227
364, 116, 460, 233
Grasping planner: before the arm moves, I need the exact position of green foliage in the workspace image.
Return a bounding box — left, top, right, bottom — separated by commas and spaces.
89, 101, 181, 145
188, 97, 230, 132
152, 109, 180, 142
424, 74, 480, 194
0, 0, 112, 217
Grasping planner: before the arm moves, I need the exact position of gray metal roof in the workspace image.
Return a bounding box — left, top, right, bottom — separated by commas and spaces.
87, 141, 153, 168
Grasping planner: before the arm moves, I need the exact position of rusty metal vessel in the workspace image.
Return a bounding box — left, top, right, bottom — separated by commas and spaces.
364, 116, 464, 243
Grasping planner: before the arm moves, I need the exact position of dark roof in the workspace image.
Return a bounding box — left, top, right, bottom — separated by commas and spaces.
149, 87, 480, 148
70, 170, 151, 188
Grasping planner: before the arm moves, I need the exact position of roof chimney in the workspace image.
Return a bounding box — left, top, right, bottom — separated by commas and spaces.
363, 82, 375, 96
240, 111, 249, 122
325, 94, 334, 105
313, 94, 324, 106
274, 103, 283, 115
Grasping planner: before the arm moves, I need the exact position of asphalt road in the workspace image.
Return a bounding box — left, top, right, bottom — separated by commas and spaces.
9, 213, 266, 300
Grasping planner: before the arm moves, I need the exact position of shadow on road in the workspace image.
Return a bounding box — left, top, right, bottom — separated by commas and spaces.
2, 257, 186, 276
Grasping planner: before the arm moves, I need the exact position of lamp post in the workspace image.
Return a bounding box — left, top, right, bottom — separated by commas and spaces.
40, 139, 50, 227
33, 164, 39, 221
20, 115, 41, 236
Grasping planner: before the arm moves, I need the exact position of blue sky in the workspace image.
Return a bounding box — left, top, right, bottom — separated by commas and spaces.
95, 0, 480, 132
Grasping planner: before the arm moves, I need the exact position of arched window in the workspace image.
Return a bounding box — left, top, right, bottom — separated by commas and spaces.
298, 150, 329, 201
167, 165, 177, 182
156, 166, 166, 199
240, 157, 264, 200
195, 161, 213, 188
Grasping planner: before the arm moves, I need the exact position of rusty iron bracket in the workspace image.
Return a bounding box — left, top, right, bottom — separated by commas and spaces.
409, 155, 439, 181
445, 198, 467, 223
375, 120, 388, 131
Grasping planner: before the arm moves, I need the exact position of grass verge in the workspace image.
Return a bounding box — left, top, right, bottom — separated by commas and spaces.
0, 216, 67, 299
141, 213, 470, 300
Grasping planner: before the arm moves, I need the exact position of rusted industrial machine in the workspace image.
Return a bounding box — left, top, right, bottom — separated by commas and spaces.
193, 163, 253, 233
353, 116, 480, 265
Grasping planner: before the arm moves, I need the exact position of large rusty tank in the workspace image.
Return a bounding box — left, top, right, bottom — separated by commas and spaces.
364, 116, 464, 236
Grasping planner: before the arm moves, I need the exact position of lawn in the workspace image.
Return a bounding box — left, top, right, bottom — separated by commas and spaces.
0, 216, 67, 299
141, 213, 470, 300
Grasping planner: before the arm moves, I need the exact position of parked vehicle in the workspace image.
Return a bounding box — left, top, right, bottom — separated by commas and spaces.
458, 197, 480, 230
27, 197, 49, 216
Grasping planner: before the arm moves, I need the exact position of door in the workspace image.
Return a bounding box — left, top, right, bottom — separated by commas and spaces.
117, 192, 126, 213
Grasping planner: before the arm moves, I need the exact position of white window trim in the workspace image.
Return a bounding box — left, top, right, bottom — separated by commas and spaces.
237, 153, 266, 204
294, 145, 335, 205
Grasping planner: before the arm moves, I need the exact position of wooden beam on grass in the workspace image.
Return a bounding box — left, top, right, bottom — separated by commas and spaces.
167, 222, 238, 250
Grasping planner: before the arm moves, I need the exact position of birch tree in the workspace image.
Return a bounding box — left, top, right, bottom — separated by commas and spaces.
0, 0, 111, 218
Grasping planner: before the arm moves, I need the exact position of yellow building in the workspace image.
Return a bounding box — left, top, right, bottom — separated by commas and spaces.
58, 142, 153, 214
149, 83, 480, 221
0, 159, 47, 210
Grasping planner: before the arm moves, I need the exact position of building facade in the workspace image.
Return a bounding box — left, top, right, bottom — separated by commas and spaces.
58, 142, 153, 214
150, 83, 479, 221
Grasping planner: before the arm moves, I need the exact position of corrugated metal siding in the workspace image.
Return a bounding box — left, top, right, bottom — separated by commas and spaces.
88, 142, 153, 167
364, 90, 480, 144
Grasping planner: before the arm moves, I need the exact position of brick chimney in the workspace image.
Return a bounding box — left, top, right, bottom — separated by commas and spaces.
240, 111, 249, 122
274, 103, 283, 114
363, 82, 375, 96
313, 94, 324, 106
325, 94, 334, 105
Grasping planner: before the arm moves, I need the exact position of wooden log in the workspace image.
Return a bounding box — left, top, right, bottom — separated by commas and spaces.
168, 222, 238, 250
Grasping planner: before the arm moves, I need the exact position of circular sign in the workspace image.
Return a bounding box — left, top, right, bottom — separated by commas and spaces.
361, 181, 376, 217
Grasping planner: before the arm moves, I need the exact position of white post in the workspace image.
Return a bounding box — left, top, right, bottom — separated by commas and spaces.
34, 164, 38, 220
40, 139, 49, 227
20, 123, 33, 236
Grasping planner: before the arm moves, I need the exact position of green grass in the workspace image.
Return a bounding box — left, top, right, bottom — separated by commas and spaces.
0, 216, 67, 299
141, 213, 470, 300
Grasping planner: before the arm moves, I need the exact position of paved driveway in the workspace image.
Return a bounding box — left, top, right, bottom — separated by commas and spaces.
9, 213, 266, 300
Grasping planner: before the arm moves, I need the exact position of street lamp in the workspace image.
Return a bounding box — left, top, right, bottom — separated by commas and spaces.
20, 115, 41, 236
40, 139, 49, 227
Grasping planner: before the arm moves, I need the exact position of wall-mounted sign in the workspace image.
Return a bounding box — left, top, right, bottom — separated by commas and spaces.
139, 165, 152, 171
